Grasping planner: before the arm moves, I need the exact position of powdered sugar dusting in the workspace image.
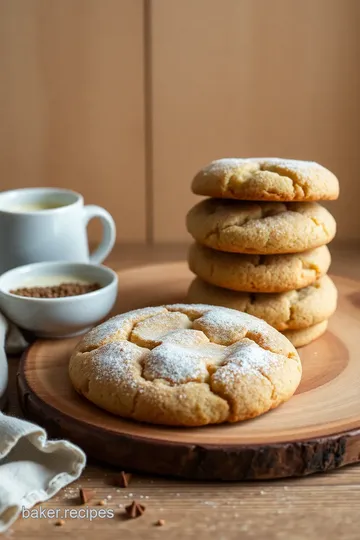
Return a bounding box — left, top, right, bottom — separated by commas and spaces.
166, 303, 211, 320
261, 158, 323, 175
212, 339, 278, 388
92, 341, 146, 386
202, 158, 256, 176
69, 304, 302, 426
131, 311, 192, 348
143, 343, 209, 384
193, 307, 266, 346
201, 157, 325, 179
79, 306, 167, 349
213, 360, 264, 385
259, 158, 330, 186
161, 329, 209, 347
226, 339, 277, 371
143, 340, 226, 384
73, 305, 298, 392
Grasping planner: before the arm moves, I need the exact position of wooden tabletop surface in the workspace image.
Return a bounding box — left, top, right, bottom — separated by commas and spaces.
5, 242, 360, 540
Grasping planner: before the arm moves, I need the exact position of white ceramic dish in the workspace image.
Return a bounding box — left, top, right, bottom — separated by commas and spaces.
0, 262, 118, 338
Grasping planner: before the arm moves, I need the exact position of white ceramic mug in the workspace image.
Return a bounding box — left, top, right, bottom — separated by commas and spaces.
0, 187, 116, 273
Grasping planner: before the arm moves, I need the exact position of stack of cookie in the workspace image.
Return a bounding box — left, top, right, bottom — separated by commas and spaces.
186, 158, 339, 347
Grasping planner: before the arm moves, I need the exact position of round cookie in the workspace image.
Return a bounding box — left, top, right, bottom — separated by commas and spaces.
282, 321, 328, 348
186, 199, 336, 254
188, 243, 331, 293
69, 304, 301, 427
186, 276, 337, 331
192, 158, 339, 201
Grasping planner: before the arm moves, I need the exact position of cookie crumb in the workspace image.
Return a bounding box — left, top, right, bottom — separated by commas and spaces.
155, 519, 165, 527
97, 499, 107, 506
54, 520, 65, 527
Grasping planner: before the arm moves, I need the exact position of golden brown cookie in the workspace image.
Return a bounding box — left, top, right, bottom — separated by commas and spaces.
186, 199, 336, 254
188, 243, 331, 293
282, 321, 328, 348
69, 304, 301, 427
186, 276, 337, 331
192, 158, 339, 201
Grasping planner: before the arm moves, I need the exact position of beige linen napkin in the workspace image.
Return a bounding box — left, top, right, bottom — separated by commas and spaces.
0, 312, 28, 408
0, 314, 87, 533
0, 413, 86, 533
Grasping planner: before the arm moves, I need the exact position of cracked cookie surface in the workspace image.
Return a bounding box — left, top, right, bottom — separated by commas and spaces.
192, 158, 339, 201
69, 304, 301, 426
187, 276, 337, 331
188, 243, 331, 293
186, 199, 336, 254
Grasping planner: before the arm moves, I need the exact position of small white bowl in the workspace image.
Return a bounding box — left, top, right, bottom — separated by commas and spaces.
0, 261, 118, 338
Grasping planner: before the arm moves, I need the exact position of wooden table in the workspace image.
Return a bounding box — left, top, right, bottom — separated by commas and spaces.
5, 243, 360, 540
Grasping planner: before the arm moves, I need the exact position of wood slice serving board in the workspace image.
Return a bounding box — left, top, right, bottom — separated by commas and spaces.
17, 263, 360, 480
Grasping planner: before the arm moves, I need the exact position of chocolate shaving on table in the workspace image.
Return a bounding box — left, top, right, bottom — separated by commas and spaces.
79, 488, 95, 504
113, 471, 132, 488
125, 501, 146, 519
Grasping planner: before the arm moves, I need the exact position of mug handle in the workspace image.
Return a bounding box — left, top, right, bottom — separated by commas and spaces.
83, 205, 116, 264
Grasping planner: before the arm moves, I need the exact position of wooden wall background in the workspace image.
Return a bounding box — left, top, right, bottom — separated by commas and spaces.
0, 0, 359, 244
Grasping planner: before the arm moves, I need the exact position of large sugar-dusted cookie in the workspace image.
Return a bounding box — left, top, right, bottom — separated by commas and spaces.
192, 158, 339, 201
69, 305, 301, 427
187, 276, 337, 331
188, 243, 331, 293
186, 199, 336, 254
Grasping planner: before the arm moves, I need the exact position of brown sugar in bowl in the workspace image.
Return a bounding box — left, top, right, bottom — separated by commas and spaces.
0, 261, 118, 338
